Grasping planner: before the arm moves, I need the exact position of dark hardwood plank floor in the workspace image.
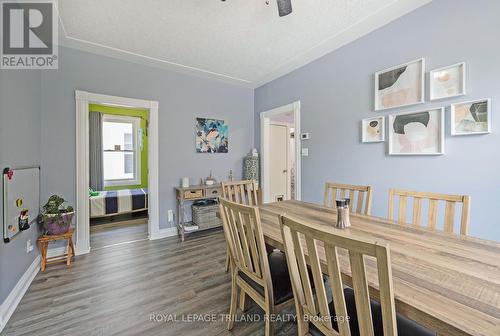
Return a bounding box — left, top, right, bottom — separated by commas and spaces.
2, 231, 297, 336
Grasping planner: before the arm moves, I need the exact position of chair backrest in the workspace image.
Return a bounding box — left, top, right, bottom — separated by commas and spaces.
324, 182, 373, 215
280, 214, 397, 336
219, 197, 271, 294
222, 180, 259, 206
388, 189, 471, 235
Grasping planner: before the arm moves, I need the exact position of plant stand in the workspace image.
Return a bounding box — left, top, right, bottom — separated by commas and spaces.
37, 228, 75, 272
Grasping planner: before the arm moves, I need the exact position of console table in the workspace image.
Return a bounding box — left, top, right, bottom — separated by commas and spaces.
175, 184, 222, 241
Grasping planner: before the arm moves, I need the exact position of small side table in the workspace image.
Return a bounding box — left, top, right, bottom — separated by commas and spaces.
37, 228, 75, 272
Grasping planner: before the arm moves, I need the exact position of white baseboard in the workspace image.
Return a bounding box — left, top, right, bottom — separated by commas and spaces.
0, 255, 40, 333
149, 227, 177, 240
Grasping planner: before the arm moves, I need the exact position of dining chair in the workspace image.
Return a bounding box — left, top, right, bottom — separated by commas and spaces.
221, 180, 259, 206
388, 189, 471, 235
221, 180, 261, 268
221, 180, 263, 310
279, 214, 435, 336
219, 197, 294, 336
324, 182, 373, 215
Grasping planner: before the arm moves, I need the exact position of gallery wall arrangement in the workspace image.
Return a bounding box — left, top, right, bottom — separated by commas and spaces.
362, 58, 492, 155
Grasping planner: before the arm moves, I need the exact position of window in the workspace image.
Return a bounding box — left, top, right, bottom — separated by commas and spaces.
102, 115, 141, 186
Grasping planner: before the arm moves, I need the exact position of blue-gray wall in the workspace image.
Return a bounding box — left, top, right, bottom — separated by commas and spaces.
1, 46, 253, 305
0, 71, 42, 303
255, 0, 500, 241
40, 46, 254, 230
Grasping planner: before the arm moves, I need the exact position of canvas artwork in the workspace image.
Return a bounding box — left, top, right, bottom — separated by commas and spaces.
451, 99, 491, 135
375, 58, 425, 111
362, 116, 385, 143
389, 108, 444, 155
430, 62, 466, 100
195, 118, 228, 153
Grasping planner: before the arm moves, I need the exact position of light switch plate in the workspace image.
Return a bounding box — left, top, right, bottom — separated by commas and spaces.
167, 210, 174, 222
301, 148, 309, 156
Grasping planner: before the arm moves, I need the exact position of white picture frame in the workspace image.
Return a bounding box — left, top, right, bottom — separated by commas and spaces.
361, 116, 385, 143
450, 98, 491, 135
430, 62, 466, 101
388, 107, 445, 155
375, 58, 425, 111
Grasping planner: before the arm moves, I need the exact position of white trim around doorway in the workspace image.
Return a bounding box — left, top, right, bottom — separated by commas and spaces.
75, 90, 161, 256
260, 101, 301, 204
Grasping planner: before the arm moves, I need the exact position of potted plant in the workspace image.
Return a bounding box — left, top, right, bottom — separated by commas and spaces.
39, 195, 74, 235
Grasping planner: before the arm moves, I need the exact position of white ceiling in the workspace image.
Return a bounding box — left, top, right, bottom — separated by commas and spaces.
56, 0, 431, 88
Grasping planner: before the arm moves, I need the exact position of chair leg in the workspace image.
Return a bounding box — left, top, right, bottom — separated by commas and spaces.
293, 289, 308, 336
264, 313, 274, 336
225, 251, 230, 272
227, 271, 238, 331
264, 304, 275, 336
239, 290, 247, 312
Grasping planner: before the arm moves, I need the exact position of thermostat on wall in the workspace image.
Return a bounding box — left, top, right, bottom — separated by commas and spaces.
301, 133, 310, 140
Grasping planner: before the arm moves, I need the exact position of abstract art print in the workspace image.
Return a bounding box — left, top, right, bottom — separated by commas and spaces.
388, 108, 444, 155
375, 58, 425, 111
430, 62, 466, 100
362, 116, 385, 143
195, 118, 228, 153
451, 99, 491, 135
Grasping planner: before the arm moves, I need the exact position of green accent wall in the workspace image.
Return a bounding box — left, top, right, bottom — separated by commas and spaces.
89, 104, 148, 190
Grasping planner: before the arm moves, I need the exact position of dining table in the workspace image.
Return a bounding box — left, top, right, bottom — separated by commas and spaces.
252, 200, 500, 336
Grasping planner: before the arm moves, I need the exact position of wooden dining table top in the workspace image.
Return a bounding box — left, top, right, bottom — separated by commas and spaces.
256, 200, 500, 336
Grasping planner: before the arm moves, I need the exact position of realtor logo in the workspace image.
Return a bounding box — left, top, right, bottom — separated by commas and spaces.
1, 0, 58, 69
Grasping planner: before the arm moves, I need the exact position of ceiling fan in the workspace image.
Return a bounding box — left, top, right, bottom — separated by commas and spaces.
220, 0, 293, 17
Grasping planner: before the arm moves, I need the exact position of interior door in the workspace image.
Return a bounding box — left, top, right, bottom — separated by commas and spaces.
269, 124, 288, 201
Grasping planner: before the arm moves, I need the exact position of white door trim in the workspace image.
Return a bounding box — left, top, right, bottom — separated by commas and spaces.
75, 90, 160, 255
260, 101, 301, 203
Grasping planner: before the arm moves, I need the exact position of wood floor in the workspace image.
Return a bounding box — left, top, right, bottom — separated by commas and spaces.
90, 219, 148, 249
2, 231, 297, 336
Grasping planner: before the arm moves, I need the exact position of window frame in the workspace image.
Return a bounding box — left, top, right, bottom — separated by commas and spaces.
102, 114, 142, 187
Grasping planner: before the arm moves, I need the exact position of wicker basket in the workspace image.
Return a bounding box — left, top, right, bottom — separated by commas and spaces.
192, 203, 222, 230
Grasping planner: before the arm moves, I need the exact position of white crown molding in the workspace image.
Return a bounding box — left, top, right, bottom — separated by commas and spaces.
56, 0, 431, 89
0, 256, 40, 333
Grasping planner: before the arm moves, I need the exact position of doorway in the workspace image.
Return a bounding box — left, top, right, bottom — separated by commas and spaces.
88, 104, 150, 249
260, 101, 301, 203
75, 91, 160, 256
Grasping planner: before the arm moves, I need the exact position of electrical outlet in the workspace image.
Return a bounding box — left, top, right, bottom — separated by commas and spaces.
167, 210, 174, 222
26, 239, 33, 253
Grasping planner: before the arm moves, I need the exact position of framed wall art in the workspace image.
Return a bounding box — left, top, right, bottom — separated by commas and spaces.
430, 62, 466, 101
375, 58, 425, 111
388, 108, 445, 155
195, 118, 228, 153
361, 116, 385, 143
451, 98, 491, 135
